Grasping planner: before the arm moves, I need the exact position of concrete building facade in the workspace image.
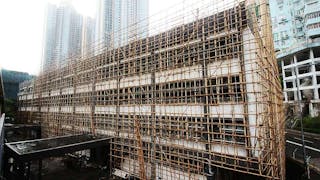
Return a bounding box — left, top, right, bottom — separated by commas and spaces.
42, 2, 85, 71
42, 3, 58, 71
95, 0, 149, 52
81, 17, 96, 57
270, 0, 320, 116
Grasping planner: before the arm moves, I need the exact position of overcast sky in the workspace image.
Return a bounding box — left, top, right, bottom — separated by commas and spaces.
0, 0, 199, 75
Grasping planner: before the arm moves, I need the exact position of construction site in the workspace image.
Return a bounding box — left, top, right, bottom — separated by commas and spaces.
15, 0, 285, 179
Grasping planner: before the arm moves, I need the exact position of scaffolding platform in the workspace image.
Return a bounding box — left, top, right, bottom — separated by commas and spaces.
4, 123, 40, 132
4, 123, 41, 142
4, 134, 112, 179
5, 134, 111, 161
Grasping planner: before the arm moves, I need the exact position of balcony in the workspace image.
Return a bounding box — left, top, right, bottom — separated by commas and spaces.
281, 34, 290, 40
305, 4, 320, 15
293, 4, 304, 12
295, 31, 305, 38
295, 14, 303, 20
295, 22, 304, 28
307, 28, 320, 38
305, 0, 318, 5
278, 16, 289, 24
306, 17, 320, 26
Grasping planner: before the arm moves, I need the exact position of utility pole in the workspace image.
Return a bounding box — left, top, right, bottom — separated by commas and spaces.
293, 64, 310, 179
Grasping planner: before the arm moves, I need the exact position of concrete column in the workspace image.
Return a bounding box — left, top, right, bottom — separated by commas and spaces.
281, 60, 288, 101
310, 48, 315, 59
293, 55, 301, 101
292, 71, 298, 101
310, 48, 319, 100
309, 103, 315, 117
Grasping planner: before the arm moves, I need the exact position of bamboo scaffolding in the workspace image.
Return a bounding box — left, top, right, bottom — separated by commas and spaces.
18, 0, 285, 179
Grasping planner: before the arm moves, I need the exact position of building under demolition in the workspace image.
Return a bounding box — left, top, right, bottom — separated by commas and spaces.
18, 0, 285, 179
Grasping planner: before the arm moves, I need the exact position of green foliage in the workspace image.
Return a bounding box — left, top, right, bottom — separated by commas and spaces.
296, 116, 320, 134
4, 98, 17, 119
279, 75, 283, 89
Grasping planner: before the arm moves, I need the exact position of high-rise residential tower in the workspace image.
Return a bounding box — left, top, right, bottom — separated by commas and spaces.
270, 0, 320, 116
81, 17, 96, 57
42, 2, 84, 71
42, 3, 58, 71
95, 0, 149, 52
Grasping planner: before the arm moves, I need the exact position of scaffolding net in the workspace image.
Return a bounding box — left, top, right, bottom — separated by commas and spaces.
18, 0, 285, 179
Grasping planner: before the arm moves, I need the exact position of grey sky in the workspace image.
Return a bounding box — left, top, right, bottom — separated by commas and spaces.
0, 0, 215, 75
